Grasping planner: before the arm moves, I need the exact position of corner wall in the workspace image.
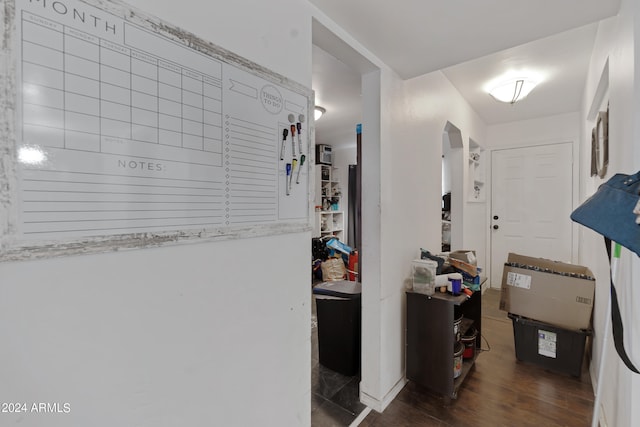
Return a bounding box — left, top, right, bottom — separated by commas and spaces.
0, 0, 314, 425
363, 69, 487, 409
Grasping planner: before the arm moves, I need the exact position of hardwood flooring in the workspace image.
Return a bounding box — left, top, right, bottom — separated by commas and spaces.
360, 289, 595, 427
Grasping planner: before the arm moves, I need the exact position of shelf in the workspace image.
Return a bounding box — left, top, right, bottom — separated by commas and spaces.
417, 290, 471, 306
459, 317, 474, 336
468, 144, 485, 202
452, 353, 478, 398
314, 163, 344, 238
406, 290, 482, 400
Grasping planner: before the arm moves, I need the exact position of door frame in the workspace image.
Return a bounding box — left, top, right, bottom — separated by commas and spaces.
486, 139, 580, 289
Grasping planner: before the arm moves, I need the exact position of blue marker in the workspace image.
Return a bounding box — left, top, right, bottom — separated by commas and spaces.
285, 163, 292, 195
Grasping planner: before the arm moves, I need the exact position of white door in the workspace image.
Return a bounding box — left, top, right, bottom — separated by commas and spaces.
490, 143, 573, 287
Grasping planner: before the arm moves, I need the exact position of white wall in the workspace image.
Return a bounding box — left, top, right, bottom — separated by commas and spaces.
578, 2, 640, 425
0, 235, 310, 426
632, 0, 640, 421
0, 0, 314, 425
359, 69, 487, 409
487, 112, 581, 149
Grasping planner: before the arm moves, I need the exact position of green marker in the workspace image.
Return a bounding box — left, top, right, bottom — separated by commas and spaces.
296, 154, 306, 184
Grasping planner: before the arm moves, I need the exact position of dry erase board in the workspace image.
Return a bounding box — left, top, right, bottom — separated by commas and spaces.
0, 0, 313, 260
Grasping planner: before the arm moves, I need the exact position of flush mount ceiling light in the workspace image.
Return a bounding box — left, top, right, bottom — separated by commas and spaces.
314, 106, 326, 120
489, 78, 538, 104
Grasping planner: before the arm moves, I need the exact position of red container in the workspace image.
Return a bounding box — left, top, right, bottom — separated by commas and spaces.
461, 327, 478, 359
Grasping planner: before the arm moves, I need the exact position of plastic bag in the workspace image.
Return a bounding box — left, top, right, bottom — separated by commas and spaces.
321, 257, 347, 281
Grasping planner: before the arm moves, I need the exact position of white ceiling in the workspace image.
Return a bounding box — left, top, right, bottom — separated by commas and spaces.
312, 45, 362, 146
442, 23, 598, 125
310, 0, 620, 144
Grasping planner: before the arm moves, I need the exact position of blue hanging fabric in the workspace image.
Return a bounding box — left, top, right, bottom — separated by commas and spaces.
571, 171, 640, 373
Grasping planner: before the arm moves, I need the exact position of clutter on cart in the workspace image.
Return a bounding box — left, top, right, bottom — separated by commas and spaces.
412, 248, 483, 296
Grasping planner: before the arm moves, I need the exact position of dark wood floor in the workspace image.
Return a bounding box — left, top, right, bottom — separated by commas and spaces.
360, 289, 595, 427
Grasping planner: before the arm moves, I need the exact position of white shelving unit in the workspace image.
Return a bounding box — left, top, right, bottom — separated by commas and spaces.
468, 142, 485, 202
314, 164, 344, 239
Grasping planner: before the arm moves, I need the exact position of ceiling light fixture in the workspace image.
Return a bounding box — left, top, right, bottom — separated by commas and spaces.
489, 78, 538, 104
314, 106, 326, 120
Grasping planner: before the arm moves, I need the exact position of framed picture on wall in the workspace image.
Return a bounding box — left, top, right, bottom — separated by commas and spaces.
592, 104, 609, 179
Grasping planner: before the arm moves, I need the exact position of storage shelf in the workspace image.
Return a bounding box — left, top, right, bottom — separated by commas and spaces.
452, 353, 478, 398
424, 291, 470, 306
406, 290, 482, 400
459, 317, 474, 336
314, 162, 344, 239
468, 143, 485, 202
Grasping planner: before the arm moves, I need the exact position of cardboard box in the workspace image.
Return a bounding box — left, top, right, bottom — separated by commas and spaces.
449, 250, 477, 265
448, 250, 478, 276
499, 253, 595, 330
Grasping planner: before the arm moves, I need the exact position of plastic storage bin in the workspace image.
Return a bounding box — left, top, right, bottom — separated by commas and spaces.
313, 280, 361, 376
508, 313, 591, 377
412, 259, 437, 296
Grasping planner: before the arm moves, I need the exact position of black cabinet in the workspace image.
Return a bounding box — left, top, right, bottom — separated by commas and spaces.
405, 290, 482, 399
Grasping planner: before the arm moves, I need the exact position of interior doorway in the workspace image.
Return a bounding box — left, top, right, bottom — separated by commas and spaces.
310, 18, 380, 426
442, 122, 464, 251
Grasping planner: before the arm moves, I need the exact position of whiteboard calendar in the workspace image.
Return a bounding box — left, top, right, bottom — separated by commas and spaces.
1, 0, 313, 258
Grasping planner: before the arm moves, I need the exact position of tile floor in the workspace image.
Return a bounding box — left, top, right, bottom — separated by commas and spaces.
311, 293, 367, 426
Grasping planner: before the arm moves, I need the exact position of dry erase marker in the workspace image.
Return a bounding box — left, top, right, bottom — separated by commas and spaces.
285, 163, 292, 195
280, 128, 288, 160
297, 122, 302, 154
298, 114, 306, 152
290, 158, 298, 192
296, 154, 305, 184
290, 124, 297, 159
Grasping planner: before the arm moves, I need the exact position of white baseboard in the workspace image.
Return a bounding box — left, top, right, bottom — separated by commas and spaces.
599, 410, 608, 427
349, 407, 372, 427
359, 376, 408, 413
589, 362, 609, 427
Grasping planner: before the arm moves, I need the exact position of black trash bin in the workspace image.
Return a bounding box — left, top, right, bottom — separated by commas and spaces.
313, 280, 361, 376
